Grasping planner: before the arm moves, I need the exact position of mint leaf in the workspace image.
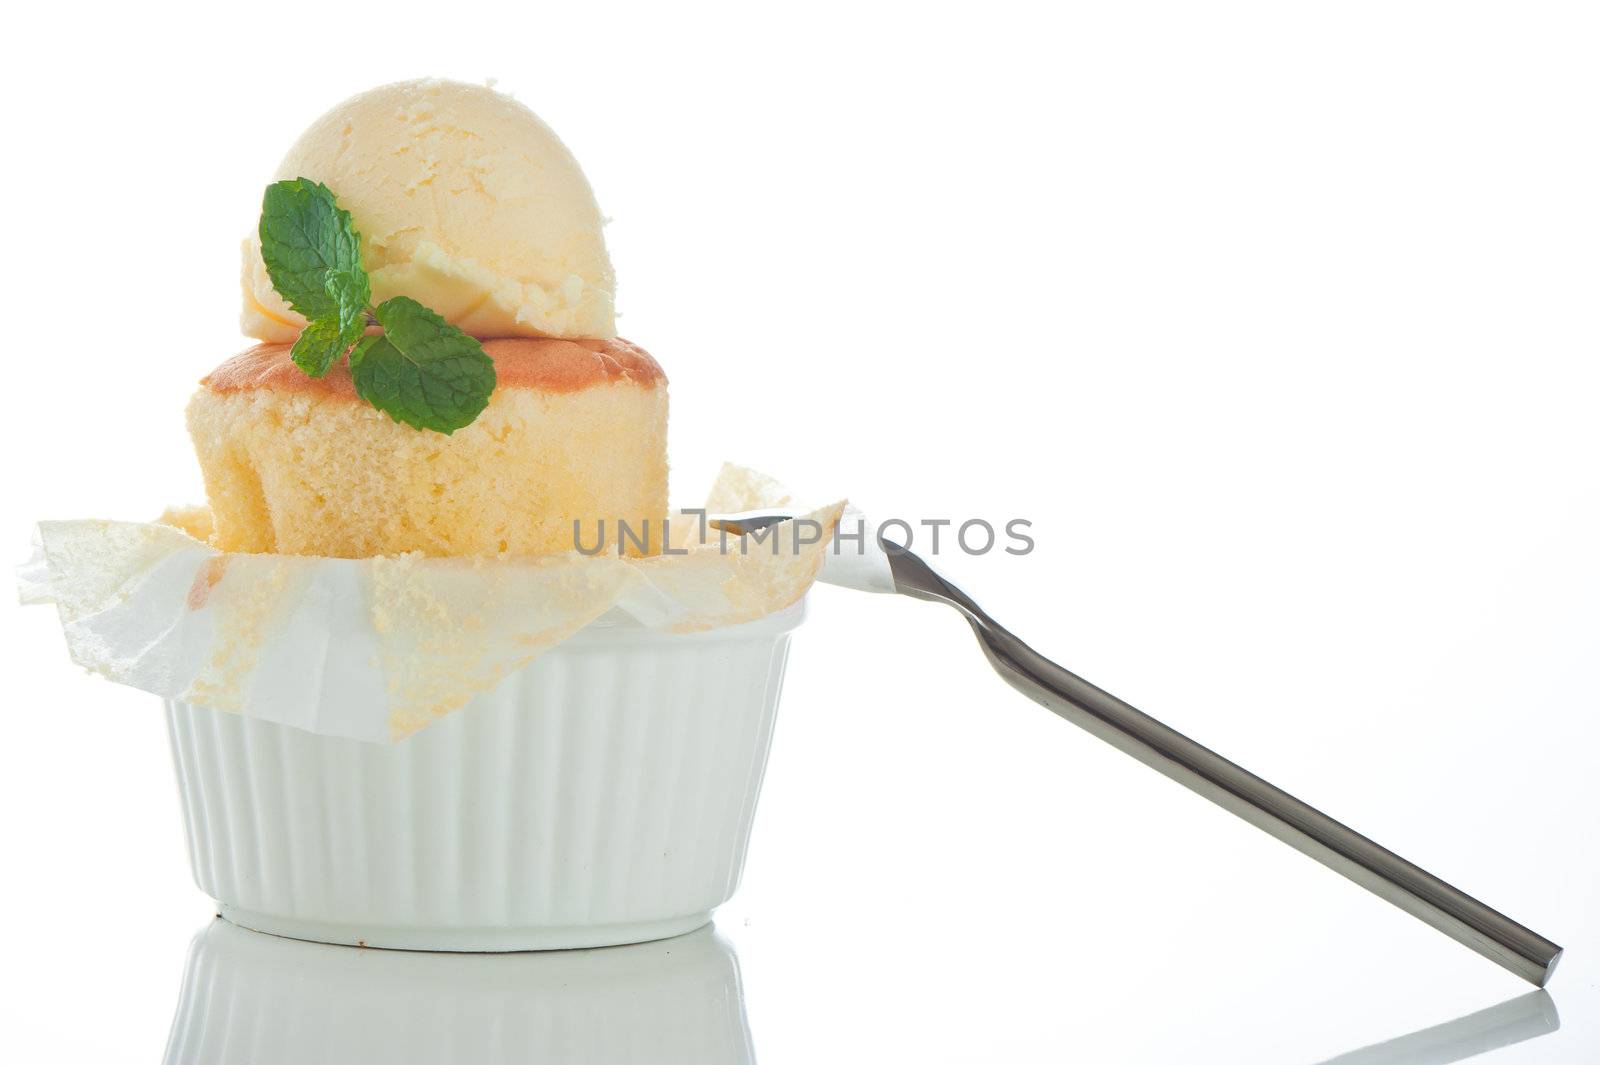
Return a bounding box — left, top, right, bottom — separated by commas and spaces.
259, 179, 362, 320
325, 267, 370, 350
347, 333, 382, 373
352, 297, 496, 433
289, 317, 349, 377
289, 270, 371, 377
259, 181, 498, 432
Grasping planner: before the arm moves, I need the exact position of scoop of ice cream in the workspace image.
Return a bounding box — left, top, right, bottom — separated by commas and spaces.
242, 78, 616, 342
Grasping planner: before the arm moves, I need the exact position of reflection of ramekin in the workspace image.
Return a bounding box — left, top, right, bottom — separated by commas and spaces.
164, 919, 754, 1064
164, 603, 802, 950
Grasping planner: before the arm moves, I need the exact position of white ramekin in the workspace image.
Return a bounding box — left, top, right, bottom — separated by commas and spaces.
163, 601, 803, 951
164, 919, 754, 1064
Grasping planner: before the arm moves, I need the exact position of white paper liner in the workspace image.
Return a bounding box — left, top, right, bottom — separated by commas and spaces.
22, 465, 861, 744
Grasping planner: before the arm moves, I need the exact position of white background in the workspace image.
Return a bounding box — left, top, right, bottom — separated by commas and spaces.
2, 1, 1596, 1061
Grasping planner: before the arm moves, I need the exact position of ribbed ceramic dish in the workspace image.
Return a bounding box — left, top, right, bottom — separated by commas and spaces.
164, 601, 803, 950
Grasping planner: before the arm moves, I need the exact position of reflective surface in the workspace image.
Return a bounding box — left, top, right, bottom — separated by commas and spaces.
154, 917, 1572, 1064
1316, 993, 1559, 1065
163, 921, 753, 1064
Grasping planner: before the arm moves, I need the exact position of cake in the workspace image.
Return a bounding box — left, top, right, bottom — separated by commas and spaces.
188, 337, 667, 557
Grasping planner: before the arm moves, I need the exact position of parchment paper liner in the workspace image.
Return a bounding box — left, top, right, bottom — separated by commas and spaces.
23, 465, 847, 743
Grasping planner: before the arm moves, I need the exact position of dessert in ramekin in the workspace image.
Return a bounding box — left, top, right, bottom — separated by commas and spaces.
30, 77, 833, 951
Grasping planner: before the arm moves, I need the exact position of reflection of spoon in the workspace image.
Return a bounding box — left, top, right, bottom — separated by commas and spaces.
1310, 991, 1560, 1065
162, 920, 755, 1065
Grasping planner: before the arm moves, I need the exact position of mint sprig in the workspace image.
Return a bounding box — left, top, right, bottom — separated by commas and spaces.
258, 179, 495, 434
259, 180, 362, 321
351, 298, 496, 432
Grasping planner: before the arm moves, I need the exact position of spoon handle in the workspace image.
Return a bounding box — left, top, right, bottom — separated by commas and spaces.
886, 545, 1563, 987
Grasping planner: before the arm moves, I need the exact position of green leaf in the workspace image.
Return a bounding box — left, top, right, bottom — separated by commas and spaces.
261, 181, 499, 431
353, 297, 496, 433
289, 269, 371, 377
348, 333, 381, 373
259, 178, 363, 320
325, 267, 371, 350
289, 317, 349, 377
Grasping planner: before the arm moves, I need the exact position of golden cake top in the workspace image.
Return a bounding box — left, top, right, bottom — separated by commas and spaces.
202, 336, 665, 399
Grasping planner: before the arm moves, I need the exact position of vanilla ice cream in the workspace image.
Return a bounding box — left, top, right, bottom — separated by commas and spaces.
241, 78, 616, 342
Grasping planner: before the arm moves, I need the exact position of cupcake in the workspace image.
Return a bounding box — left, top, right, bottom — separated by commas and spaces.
188, 336, 667, 557
191, 78, 668, 559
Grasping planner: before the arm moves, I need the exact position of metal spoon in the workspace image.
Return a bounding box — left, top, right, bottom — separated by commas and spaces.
711, 510, 1564, 987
